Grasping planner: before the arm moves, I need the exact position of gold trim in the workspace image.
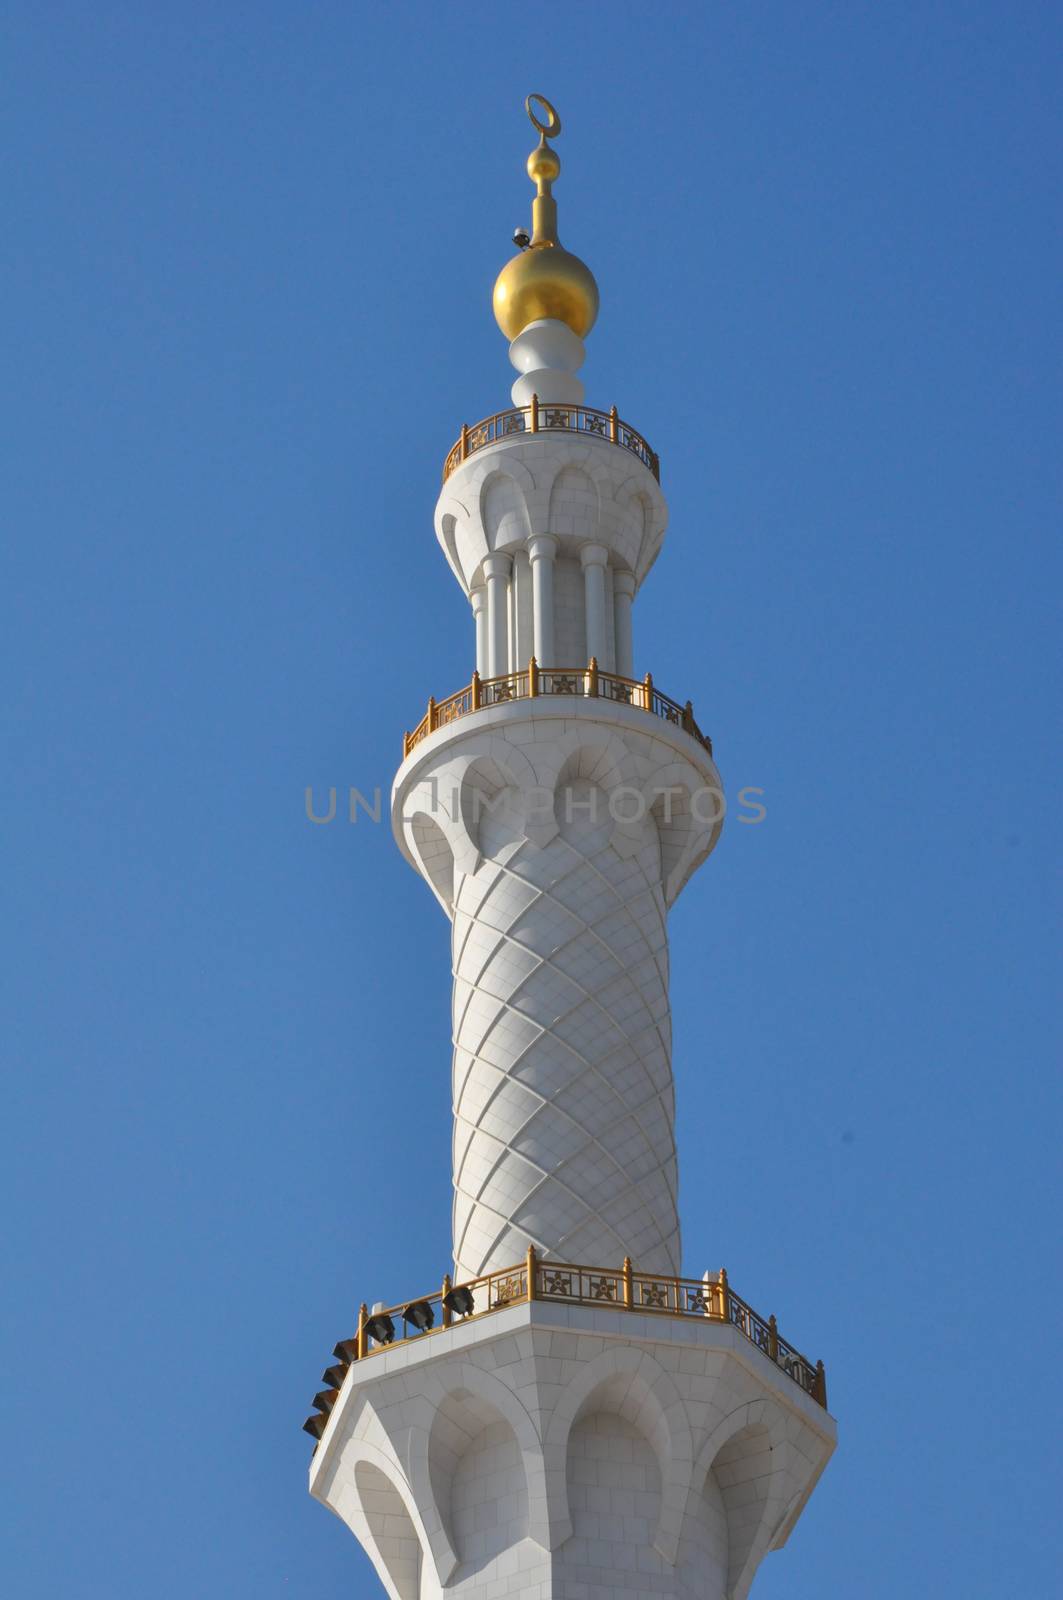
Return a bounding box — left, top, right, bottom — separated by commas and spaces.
308, 1255, 827, 1434
403, 661, 712, 759
525, 92, 561, 140
493, 95, 598, 341
442, 400, 658, 483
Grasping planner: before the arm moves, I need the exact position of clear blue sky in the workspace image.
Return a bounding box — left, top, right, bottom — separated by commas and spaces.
3, 3, 1060, 1595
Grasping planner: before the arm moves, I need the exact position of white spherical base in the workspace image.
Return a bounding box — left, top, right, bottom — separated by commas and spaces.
509, 318, 586, 405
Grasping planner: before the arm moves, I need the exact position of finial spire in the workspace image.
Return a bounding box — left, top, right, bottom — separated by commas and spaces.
524, 93, 563, 247
493, 94, 599, 347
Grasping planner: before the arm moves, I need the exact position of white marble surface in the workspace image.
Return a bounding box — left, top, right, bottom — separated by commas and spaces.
311, 1303, 836, 1600
393, 704, 722, 1282
437, 427, 667, 680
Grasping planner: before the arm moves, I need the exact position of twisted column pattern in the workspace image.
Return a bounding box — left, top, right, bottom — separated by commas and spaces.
450, 779, 679, 1283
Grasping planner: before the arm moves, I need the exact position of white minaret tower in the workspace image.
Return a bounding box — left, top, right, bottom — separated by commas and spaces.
307, 96, 835, 1600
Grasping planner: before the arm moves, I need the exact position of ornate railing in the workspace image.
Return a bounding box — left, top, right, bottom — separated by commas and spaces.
442, 397, 660, 483
304, 1252, 826, 1441
403, 659, 712, 758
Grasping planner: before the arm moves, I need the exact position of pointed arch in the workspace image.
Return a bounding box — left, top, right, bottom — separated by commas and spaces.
407, 811, 456, 917
548, 463, 600, 543
454, 739, 549, 856
640, 758, 724, 905
541, 1344, 693, 1562
325, 1438, 441, 1600
526, 726, 647, 855
406, 1360, 550, 1571
481, 469, 533, 551
688, 1400, 791, 1600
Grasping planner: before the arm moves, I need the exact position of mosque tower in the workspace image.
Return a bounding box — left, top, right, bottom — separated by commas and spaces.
305, 96, 835, 1600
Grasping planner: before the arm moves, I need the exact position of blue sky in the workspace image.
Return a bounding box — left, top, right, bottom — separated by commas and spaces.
3, 2, 1060, 1595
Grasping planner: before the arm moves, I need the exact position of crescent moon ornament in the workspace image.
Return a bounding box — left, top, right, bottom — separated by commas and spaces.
525, 93, 562, 140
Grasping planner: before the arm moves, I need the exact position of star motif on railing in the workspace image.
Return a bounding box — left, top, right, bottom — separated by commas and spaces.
404, 668, 713, 759
326, 1259, 825, 1412
441, 404, 660, 485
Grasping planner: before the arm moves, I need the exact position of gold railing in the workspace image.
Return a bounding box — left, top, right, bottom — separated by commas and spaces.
403, 659, 712, 759
442, 397, 660, 483
303, 1251, 826, 1441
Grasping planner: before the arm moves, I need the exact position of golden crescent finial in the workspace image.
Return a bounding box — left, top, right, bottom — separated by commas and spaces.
525, 93, 562, 141
523, 94, 562, 247
492, 94, 598, 342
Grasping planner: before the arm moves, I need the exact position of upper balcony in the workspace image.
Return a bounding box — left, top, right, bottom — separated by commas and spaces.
442, 397, 660, 485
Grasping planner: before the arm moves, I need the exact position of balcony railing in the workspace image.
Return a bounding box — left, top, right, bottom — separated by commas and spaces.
442, 397, 660, 483
403, 659, 712, 759
303, 1252, 827, 1442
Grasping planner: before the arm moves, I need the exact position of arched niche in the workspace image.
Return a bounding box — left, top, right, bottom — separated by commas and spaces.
676, 1464, 729, 1599
544, 1345, 693, 1562
481, 470, 532, 551
351, 1458, 426, 1600
408, 811, 456, 917
684, 1403, 791, 1600
565, 1408, 664, 1564
427, 1388, 532, 1574
454, 744, 541, 861
547, 463, 600, 544
710, 1421, 775, 1600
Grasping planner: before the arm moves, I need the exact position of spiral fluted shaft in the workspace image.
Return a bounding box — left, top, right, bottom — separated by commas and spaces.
450, 779, 679, 1283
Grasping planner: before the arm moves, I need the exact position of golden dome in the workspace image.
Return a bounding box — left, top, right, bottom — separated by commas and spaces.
492, 95, 600, 344
493, 244, 599, 342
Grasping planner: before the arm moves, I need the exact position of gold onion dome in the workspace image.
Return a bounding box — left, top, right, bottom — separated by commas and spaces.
493, 95, 599, 342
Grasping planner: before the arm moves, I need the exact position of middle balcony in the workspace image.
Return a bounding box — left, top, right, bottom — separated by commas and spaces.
404, 659, 712, 759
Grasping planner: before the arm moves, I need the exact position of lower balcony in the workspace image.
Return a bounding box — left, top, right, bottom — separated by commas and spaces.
304, 1251, 826, 1445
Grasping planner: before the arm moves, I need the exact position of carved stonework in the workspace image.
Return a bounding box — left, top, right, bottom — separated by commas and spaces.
310, 1303, 836, 1600
393, 698, 722, 1282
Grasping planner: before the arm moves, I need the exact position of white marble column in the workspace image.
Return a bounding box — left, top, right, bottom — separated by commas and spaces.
513, 549, 533, 666
483, 554, 512, 679
470, 585, 488, 676
613, 569, 636, 679
528, 534, 558, 666
580, 543, 609, 666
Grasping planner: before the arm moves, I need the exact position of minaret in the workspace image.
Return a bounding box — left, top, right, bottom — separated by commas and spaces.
307, 96, 835, 1600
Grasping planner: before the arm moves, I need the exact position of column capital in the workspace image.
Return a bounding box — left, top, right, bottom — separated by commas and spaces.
482, 552, 513, 581
613, 568, 637, 598
579, 542, 609, 570
469, 584, 487, 614
527, 533, 560, 564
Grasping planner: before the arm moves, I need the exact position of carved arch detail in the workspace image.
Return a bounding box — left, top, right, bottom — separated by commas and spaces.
326, 1436, 442, 1600
687, 1401, 792, 1600
541, 1345, 694, 1563
406, 1360, 550, 1572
